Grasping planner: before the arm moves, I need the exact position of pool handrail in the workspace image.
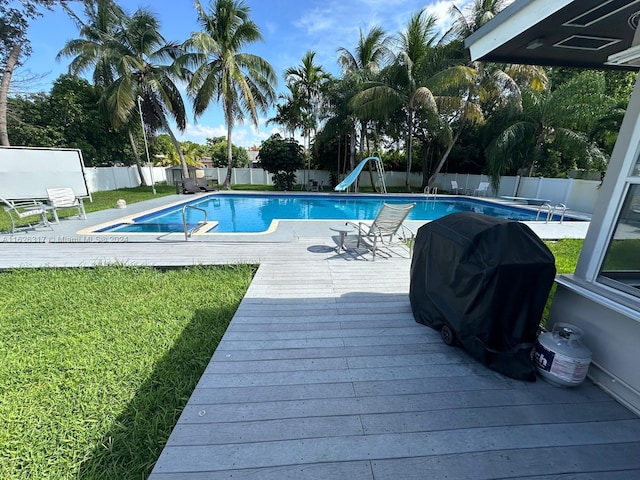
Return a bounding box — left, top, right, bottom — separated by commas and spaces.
182, 204, 208, 240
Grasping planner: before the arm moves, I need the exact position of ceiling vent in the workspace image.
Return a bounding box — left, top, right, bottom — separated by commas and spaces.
606, 12, 640, 66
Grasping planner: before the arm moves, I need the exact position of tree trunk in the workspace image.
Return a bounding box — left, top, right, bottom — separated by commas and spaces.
427, 120, 465, 188
405, 110, 413, 192
127, 129, 147, 186
0, 44, 21, 146
223, 122, 233, 189
427, 100, 470, 188
343, 134, 348, 175
359, 121, 377, 192
349, 126, 356, 171
420, 143, 432, 191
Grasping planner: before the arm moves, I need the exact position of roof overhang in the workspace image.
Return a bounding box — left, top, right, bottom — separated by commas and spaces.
465, 0, 640, 70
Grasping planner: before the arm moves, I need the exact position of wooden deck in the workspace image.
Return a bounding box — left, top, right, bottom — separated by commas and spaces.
1, 239, 639, 478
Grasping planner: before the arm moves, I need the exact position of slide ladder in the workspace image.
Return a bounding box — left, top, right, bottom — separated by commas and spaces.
334, 156, 387, 193
375, 159, 387, 194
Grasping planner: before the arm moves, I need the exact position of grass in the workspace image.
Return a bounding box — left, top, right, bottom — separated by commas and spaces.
0, 264, 256, 480
542, 238, 583, 324
85, 184, 176, 214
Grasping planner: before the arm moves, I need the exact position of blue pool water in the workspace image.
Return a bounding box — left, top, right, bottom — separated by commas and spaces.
97, 193, 578, 234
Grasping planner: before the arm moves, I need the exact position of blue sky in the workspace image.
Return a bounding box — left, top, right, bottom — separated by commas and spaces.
21, 0, 478, 148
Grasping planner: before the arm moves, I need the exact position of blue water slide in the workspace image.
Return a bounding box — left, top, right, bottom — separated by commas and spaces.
334, 156, 380, 191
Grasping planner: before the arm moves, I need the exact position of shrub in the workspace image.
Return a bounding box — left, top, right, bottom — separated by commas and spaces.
258, 134, 304, 190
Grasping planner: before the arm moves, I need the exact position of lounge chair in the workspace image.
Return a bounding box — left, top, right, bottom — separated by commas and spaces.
46, 187, 87, 223
346, 202, 416, 260
196, 178, 217, 192
181, 178, 201, 194
1, 195, 52, 233
474, 182, 490, 196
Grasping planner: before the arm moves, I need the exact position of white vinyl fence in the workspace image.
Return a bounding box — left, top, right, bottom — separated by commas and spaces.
85, 166, 601, 214
85, 166, 168, 192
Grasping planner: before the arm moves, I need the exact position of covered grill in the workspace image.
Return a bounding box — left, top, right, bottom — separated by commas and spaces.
409, 212, 556, 381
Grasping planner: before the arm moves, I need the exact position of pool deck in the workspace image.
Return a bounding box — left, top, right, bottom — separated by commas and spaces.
2, 195, 639, 478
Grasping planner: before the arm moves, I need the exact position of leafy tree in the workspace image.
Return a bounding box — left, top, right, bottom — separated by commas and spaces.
284, 51, 332, 180
179, 140, 207, 167
47, 74, 131, 165
258, 134, 304, 190
0, 0, 67, 145
205, 137, 249, 168
486, 71, 614, 187
6, 74, 131, 165
6, 93, 64, 146
149, 133, 177, 165
314, 77, 357, 176
181, 0, 276, 189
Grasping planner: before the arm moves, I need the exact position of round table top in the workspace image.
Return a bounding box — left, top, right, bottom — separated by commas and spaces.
329, 224, 355, 233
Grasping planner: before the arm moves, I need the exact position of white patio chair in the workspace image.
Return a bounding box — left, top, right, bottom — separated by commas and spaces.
46, 187, 87, 223
474, 182, 490, 196
450, 180, 464, 194
346, 203, 416, 260
1, 196, 52, 233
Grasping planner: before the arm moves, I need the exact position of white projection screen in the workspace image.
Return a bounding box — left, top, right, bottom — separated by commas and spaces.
0, 147, 90, 201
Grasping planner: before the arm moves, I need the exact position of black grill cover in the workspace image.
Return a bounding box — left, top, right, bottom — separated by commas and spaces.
409, 212, 556, 381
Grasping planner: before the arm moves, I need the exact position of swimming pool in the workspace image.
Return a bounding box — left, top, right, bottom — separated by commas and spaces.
93, 193, 581, 235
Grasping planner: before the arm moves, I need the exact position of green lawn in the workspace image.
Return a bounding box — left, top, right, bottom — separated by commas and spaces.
542, 238, 583, 324
0, 265, 256, 479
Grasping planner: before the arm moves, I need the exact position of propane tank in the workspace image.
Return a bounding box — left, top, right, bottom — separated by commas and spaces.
534, 322, 592, 387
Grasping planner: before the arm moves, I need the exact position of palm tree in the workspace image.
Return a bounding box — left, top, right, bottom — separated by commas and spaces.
449, 0, 508, 38
104, 9, 190, 178
59, 0, 124, 87
486, 71, 613, 188
268, 83, 306, 138
181, 0, 276, 189
352, 10, 475, 191
337, 26, 392, 78
58, 0, 147, 184
337, 26, 393, 173
59, 1, 190, 180
284, 51, 331, 184
450, 0, 548, 115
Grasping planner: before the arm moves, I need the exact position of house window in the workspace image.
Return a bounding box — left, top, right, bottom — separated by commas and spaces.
633, 156, 640, 176
599, 184, 640, 296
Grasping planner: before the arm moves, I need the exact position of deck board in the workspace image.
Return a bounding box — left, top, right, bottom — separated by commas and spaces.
0, 236, 638, 479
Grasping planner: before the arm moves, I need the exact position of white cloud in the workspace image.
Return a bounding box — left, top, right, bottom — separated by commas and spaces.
180, 124, 227, 142
423, 1, 455, 23
294, 7, 337, 36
